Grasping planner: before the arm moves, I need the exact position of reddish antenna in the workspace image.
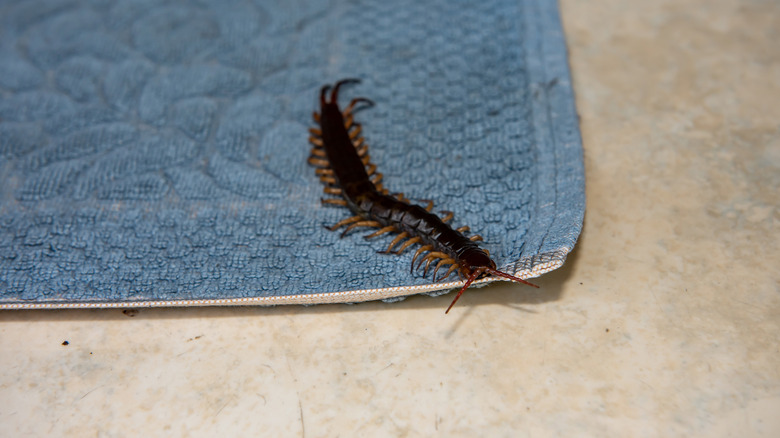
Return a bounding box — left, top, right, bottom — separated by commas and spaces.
445, 268, 539, 314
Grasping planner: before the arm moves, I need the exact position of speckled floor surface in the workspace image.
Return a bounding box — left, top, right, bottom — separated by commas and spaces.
1, 0, 778, 436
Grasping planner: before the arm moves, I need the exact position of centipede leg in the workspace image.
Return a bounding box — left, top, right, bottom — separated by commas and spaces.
323, 187, 342, 195
469, 235, 483, 242
365, 163, 377, 176
312, 111, 320, 123
319, 175, 337, 185
310, 148, 326, 157
364, 226, 396, 239
309, 128, 322, 136
309, 136, 324, 147
380, 232, 409, 253
392, 192, 407, 202
456, 226, 470, 233
349, 125, 362, 140
321, 198, 347, 206
341, 220, 382, 236
327, 215, 363, 231
411, 245, 434, 273
315, 168, 334, 176
414, 252, 441, 271
419, 251, 450, 277
433, 258, 456, 282
437, 263, 460, 282
422, 256, 440, 277
308, 157, 330, 167
440, 211, 453, 223
371, 173, 383, 185
395, 236, 421, 255
344, 113, 354, 130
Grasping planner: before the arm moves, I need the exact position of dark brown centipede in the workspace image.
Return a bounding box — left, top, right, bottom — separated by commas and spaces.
308, 79, 538, 313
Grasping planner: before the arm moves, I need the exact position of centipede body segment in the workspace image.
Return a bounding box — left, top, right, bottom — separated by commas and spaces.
309, 79, 538, 313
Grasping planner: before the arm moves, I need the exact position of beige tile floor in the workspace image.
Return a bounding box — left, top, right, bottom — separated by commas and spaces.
1, 0, 778, 436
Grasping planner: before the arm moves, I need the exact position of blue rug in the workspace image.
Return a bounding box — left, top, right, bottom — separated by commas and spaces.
0, 0, 584, 308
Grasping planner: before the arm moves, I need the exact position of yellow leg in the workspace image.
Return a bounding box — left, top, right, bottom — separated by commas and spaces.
438, 263, 459, 282
395, 236, 422, 255
392, 192, 407, 202
327, 215, 363, 231
411, 245, 434, 272
433, 258, 456, 282
382, 232, 409, 253
308, 157, 330, 167
323, 187, 342, 195
321, 198, 347, 206
342, 220, 381, 235
421, 251, 451, 277
365, 226, 396, 239
349, 125, 362, 140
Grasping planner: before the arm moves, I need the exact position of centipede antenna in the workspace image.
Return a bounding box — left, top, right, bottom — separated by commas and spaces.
331, 78, 361, 103
445, 267, 486, 314
345, 97, 375, 114
356, 97, 374, 107
485, 268, 539, 288
320, 86, 331, 106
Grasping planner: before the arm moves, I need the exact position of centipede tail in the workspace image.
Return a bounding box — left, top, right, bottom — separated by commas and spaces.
309, 79, 538, 313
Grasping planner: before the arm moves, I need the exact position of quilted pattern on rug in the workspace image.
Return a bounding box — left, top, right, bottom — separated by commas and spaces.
0, 0, 584, 307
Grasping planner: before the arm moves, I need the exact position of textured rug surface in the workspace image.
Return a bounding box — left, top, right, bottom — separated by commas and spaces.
0, 0, 584, 308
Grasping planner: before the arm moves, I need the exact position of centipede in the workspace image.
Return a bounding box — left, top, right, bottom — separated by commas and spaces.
308, 79, 538, 313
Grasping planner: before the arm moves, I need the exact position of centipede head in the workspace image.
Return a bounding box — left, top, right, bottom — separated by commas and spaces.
445, 248, 539, 314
